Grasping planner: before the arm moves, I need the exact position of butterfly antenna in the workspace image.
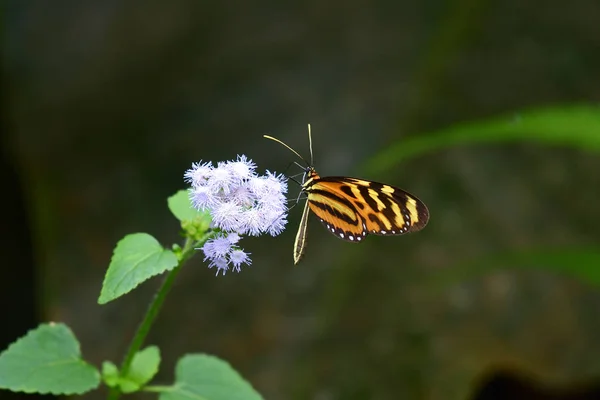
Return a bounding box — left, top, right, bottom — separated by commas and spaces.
285, 194, 307, 205
263, 134, 310, 167
307, 123, 314, 165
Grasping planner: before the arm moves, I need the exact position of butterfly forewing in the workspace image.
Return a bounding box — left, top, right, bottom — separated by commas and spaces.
342, 178, 429, 235
304, 180, 366, 242
303, 175, 429, 242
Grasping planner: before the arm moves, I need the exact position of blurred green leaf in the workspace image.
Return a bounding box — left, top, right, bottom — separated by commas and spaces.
101, 347, 160, 393
158, 354, 263, 400
364, 105, 600, 175
168, 190, 201, 222
0, 323, 99, 395
433, 248, 600, 289
102, 361, 119, 387
98, 233, 178, 304
169, 190, 212, 241
120, 346, 161, 393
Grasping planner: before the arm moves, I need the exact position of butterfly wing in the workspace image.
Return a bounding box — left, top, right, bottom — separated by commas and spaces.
306, 177, 429, 240
304, 180, 366, 242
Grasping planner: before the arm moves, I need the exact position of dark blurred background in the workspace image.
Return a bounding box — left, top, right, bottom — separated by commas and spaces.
3, 1, 600, 399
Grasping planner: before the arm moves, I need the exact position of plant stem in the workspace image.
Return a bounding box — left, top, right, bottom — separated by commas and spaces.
107, 237, 197, 400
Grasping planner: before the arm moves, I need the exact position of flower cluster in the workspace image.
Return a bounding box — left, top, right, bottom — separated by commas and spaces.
184, 155, 288, 275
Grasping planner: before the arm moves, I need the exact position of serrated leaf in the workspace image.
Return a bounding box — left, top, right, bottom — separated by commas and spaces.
98, 233, 178, 304
0, 323, 99, 395
102, 361, 119, 387
168, 190, 203, 222
159, 354, 263, 400
120, 346, 161, 393
364, 105, 600, 175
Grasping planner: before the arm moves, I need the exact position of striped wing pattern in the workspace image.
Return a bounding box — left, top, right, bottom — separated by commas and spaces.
263, 129, 429, 264
303, 174, 429, 243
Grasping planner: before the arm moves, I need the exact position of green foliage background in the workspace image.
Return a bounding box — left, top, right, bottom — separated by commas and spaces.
4, 1, 600, 399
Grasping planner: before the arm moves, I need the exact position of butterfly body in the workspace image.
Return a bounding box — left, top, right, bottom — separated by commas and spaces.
264, 126, 429, 264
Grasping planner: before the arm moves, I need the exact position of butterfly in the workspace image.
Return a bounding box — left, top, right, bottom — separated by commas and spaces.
264, 124, 429, 264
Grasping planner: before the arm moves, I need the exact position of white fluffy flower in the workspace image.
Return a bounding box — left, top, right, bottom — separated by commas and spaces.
185, 155, 288, 275
201, 235, 231, 259
230, 249, 252, 272
201, 234, 253, 276
225, 155, 256, 182
207, 256, 230, 276
184, 161, 213, 186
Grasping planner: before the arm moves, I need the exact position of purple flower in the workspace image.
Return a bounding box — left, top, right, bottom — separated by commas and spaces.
185, 155, 288, 275
230, 249, 252, 272
201, 235, 252, 275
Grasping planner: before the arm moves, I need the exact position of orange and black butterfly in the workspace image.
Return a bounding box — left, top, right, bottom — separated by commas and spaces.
264, 125, 429, 264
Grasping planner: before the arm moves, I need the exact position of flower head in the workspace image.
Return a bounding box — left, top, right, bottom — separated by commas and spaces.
202, 235, 232, 259
225, 155, 256, 182
230, 249, 251, 272
185, 155, 288, 275
202, 234, 251, 275
184, 161, 213, 185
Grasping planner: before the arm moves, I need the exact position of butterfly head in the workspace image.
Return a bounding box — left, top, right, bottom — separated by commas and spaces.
301, 166, 320, 189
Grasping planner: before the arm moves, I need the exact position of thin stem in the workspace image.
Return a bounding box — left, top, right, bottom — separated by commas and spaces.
142, 385, 173, 393
107, 237, 198, 400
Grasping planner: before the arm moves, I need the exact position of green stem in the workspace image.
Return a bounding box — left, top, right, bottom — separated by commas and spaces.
107, 237, 198, 400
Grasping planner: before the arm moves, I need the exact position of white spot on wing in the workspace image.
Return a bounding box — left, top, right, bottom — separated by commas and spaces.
349, 235, 354, 241
339, 232, 345, 238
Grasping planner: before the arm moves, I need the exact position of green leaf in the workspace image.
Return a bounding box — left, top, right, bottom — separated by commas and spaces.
101, 347, 161, 393
98, 233, 178, 304
102, 361, 119, 387
158, 354, 263, 400
168, 190, 201, 222
364, 105, 600, 175
168, 190, 212, 241
432, 248, 600, 289
0, 323, 100, 395
120, 346, 161, 393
